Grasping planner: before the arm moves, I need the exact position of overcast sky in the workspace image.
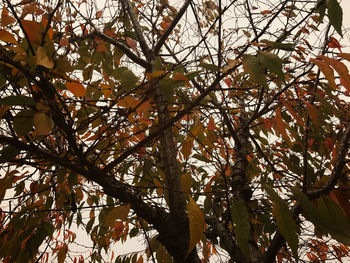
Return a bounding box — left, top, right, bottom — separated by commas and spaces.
341, 1, 350, 45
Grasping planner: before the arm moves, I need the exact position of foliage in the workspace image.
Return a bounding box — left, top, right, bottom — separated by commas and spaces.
0, 0, 350, 262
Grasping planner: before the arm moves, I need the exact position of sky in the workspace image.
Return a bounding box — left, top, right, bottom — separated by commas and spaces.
341, 1, 350, 45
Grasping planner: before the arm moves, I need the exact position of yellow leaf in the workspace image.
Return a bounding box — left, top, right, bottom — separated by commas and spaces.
104, 205, 130, 226
187, 197, 205, 255
35, 46, 54, 69
33, 112, 54, 135
66, 81, 86, 97
0, 29, 17, 44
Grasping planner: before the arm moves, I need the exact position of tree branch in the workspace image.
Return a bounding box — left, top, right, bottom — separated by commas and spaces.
153, 0, 191, 55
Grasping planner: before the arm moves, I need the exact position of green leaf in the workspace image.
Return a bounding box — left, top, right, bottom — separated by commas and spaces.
185, 70, 202, 81
292, 187, 350, 245
68, 172, 78, 188
159, 79, 175, 103
113, 67, 138, 91
187, 197, 205, 255
317, 195, 350, 245
260, 40, 295, 51
13, 109, 35, 136
327, 0, 343, 36
242, 54, 268, 88
265, 186, 299, 259
0, 95, 35, 107
0, 145, 20, 162
231, 199, 250, 260
317, 0, 327, 21
257, 51, 285, 82
198, 62, 219, 72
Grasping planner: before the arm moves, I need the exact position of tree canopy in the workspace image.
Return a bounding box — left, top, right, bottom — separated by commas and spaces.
1, 0, 350, 262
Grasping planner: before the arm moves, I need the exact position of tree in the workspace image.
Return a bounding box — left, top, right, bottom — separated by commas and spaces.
0, 0, 350, 262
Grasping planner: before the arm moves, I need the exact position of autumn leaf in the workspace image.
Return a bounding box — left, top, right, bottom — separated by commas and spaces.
310, 58, 337, 90
1, 9, 16, 27
327, 37, 342, 52
66, 81, 86, 97
100, 83, 112, 98
318, 55, 350, 91
187, 197, 205, 255
33, 112, 54, 135
35, 46, 54, 69
57, 244, 68, 263
0, 29, 17, 44
104, 205, 130, 226
126, 37, 137, 51
21, 19, 42, 45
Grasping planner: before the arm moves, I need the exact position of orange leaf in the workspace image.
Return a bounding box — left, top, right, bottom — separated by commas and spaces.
21, 20, 42, 45
207, 117, 217, 130
318, 55, 350, 91
0, 29, 17, 44
173, 72, 187, 81
66, 81, 86, 97
96, 43, 107, 53
310, 58, 337, 90
100, 83, 112, 98
261, 10, 273, 16
137, 255, 143, 263
327, 37, 342, 52
117, 96, 139, 108
338, 53, 350, 62
126, 37, 137, 51
1, 9, 16, 27
96, 10, 103, 19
